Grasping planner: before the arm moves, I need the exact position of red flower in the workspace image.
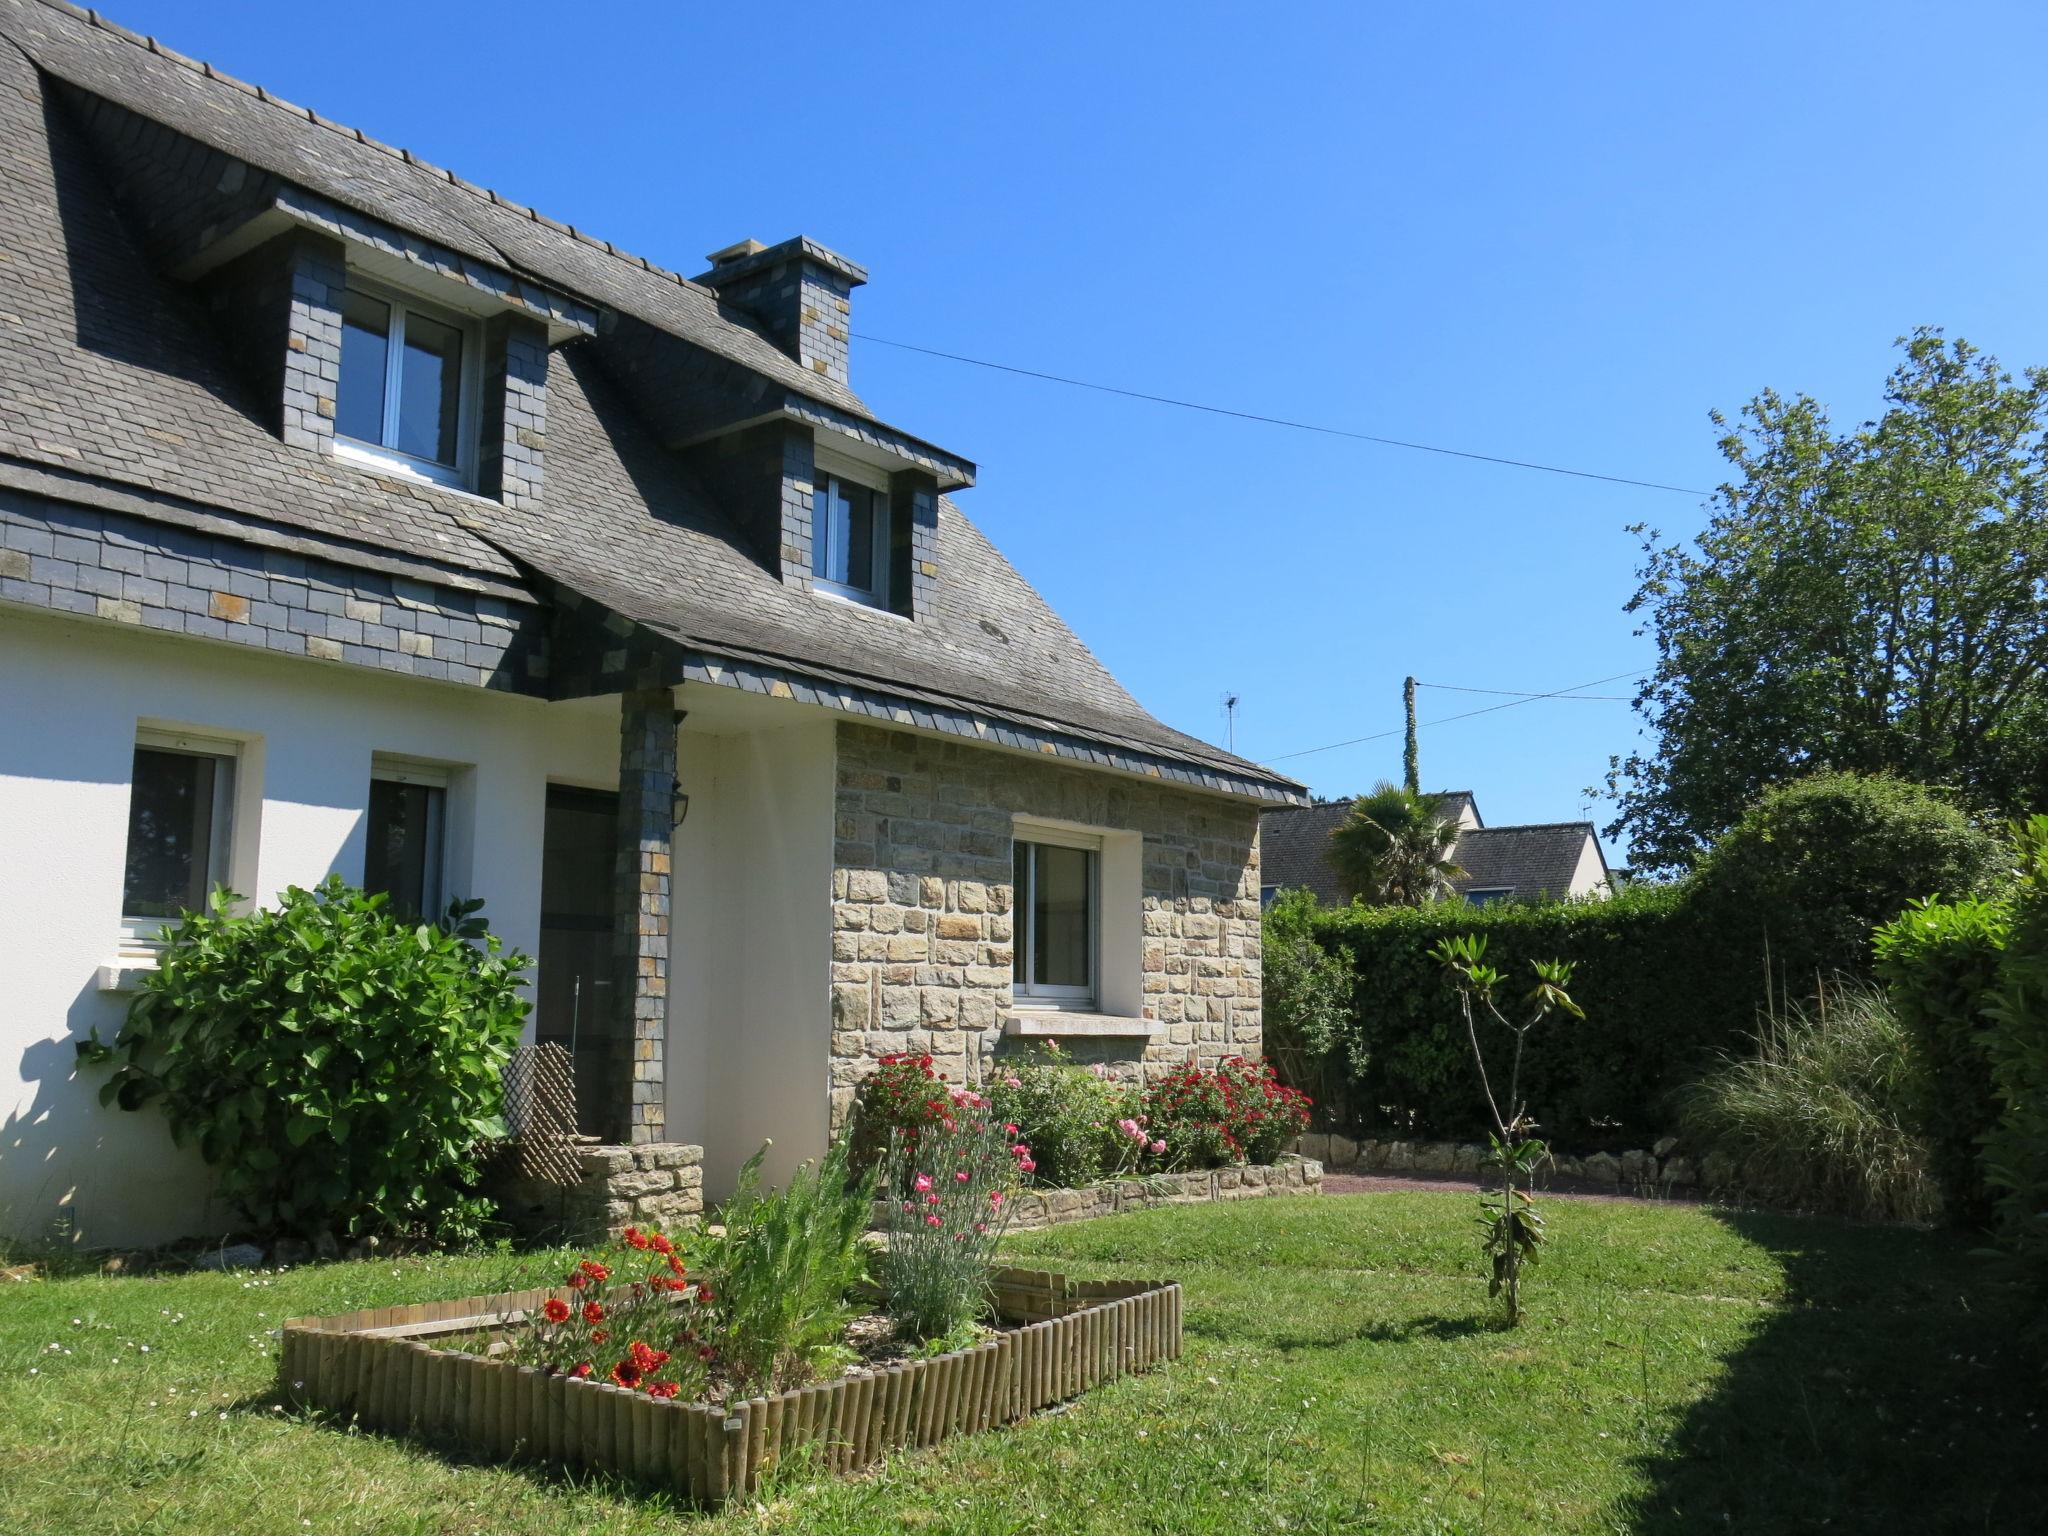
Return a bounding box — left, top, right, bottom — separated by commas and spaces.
629, 1340, 670, 1370
611, 1358, 643, 1390
541, 1297, 571, 1324
590, 1329, 609, 1345
650, 1232, 674, 1256
583, 1301, 606, 1324
648, 1380, 681, 1400
695, 1283, 715, 1305
667, 1253, 686, 1277
622, 1226, 651, 1251
579, 1259, 611, 1282
569, 1362, 593, 1379
566, 1271, 587, 1290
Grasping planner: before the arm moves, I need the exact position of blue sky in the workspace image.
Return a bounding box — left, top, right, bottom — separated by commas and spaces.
105, 2, 2048, 863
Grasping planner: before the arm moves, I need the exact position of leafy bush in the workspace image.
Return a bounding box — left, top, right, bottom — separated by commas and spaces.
1984, 815, 2048, 1345
1141, 1057, 1310, 1169
694, 1138, 875, 1394
848, 1052, 954, 1179
1689, 772, 2002, 992
1261, 890, 1354, 1121
874, 1098, 1016, 1341
1875, 895, 2012, 1227
1676, 983, 1935, 1223
77, 876, 527, 1243
985, 1042, 1127, 1187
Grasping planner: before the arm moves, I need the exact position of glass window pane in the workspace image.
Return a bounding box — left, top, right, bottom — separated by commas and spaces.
336, 291, 391, 446
1013, 841, 1030, 986
844, 483, 876, 593
1032, 844, 1093, 990
395, 309, 464, 465
815, 476, 850, 585
123, 748, 220, 918
364, 779, 442, 921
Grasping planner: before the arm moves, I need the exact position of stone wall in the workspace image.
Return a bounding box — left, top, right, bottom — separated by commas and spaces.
1295, 1134, 1699, 1192
487, 1142, 704, 1247
828, 723, 1264, 1125
869, 1158, 1322, 1235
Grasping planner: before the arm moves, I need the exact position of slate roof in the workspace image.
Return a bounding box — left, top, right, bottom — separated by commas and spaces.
1449, 823, 1606, 903
0, 0, 1303, 802
1258, 798, 1607, 904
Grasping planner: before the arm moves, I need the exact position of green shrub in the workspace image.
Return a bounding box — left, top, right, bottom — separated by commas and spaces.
1689, 772, 2002, 992
986, 1042, 1127, 1187
1875, 895, 2012, 1227
695, 1138, 875, 1393
1984, 815, 2048, 1344
847, 1052, 954, 1184
77, 876, 527, 1243
1261, 890, 1354, 1121
1141, 1057, 1311, 1168
1676, 983, 1935, 1223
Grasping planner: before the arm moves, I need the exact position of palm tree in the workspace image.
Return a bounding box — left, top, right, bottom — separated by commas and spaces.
1327, 781, 1466, 906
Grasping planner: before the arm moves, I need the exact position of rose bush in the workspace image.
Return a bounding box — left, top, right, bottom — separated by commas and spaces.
1142, 1057, 1311, 1169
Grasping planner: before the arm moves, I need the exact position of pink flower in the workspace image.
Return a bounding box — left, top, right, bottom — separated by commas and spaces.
926, 1191, 941, 1205
1003, 1076, 1021, 1090
925, 1214, 943, 1227
1003, 1122, 1020, 1135
975, 1222, 989, 1234
955, 1170, 970, 1182
1018, 1157, 1036, 1174
901, 1201, 914, 1213
913, 1173, 933, 1193
988, 1190, 1004, 1206
1151, 1139, 1167, 1155
1118, 1118, 1144, 1142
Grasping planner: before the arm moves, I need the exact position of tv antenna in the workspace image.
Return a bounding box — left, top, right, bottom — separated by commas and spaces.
1220, 691, 1240, 752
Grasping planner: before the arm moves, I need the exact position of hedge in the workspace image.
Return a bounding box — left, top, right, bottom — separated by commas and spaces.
1294, 773, 2002, 1144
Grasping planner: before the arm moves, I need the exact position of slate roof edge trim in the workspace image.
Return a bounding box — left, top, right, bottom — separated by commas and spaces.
669, 640, 1311, 807
0, 456, 539, 604
270, 186, 599, 340
17, 0, 961, 461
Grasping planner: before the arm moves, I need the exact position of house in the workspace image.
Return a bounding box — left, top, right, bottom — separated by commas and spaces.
1259, 791, 1610, 906
0, 0, 1306, 1247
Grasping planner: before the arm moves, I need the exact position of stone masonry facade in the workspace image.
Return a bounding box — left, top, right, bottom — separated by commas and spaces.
827, 723, 1264, 1125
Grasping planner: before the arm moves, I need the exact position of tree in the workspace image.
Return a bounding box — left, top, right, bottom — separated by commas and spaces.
1328, 781, 1466, 905
1608, 330, 2048, 873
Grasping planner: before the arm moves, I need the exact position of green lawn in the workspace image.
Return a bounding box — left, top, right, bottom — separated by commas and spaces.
2, 1192, 2039, 1534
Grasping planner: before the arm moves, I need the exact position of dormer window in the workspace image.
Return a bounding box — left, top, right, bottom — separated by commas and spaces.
811, 462, 894, 608
334, 282, 479, 489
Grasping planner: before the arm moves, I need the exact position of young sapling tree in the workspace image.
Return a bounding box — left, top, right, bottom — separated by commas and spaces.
1430, 934, 1582, 1326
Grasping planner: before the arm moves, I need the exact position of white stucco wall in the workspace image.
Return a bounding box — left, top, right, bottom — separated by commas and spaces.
666, 715, 834, 1201
1569, 831, 1612, 900
0, 607, 617, 1247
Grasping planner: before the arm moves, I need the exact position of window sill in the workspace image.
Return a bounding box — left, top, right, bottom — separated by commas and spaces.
96, 956, 160, 994
1003, 1010, 1155, 1040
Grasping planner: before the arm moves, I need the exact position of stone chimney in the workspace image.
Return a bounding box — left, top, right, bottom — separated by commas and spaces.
695, 237, 867, 389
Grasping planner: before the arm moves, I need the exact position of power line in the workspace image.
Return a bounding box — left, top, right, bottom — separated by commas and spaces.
855, 333, 1712, 497
1418, 680, 1638, 700
1261, 669, 1650, 765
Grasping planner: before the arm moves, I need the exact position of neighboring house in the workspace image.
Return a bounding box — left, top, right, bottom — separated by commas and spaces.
0, 0, 1305, 1246
1259, 791, 1610, 907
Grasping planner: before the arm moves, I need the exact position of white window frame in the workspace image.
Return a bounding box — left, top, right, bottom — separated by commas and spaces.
119, 727, 241, 941
1012, 823, 1103, 1010
332, 277, 482, 491
367, 757, 450, 920
810, 451, 893, 609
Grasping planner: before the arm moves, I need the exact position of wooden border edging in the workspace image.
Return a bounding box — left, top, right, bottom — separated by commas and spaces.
279, 1266, 1181, 1506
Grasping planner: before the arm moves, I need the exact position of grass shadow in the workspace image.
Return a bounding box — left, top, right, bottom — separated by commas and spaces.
1624, 1206, 2043, 1533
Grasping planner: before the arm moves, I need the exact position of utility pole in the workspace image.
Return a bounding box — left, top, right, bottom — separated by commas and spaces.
1220, 691, 1239, 753
1402, 675, 1419, 794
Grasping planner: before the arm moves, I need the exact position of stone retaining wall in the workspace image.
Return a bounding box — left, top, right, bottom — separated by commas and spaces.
1294, 1134, 1698, 1191
486, 1142, 704, 1246
876, 1157, 1322, 1235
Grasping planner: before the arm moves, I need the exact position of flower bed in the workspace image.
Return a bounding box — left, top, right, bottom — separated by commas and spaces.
872, 1156, 1325, 1233
280, 1266, 1181, 1505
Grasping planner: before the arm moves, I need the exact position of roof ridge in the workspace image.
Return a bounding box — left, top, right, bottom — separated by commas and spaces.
1458, 820, 1595, 833
37, 0, 716, 301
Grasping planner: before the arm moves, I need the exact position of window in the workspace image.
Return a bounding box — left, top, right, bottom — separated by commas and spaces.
122, 729, 238, 931
335, 282, 477, 487
1464, 888, 1513, 908
1013, 833, 1100, 1007
811, 469, 893, 606
364, 761, 448, 921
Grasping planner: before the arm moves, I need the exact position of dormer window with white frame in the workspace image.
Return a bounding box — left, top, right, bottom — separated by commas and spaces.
811, 454, 894, 609
334, 279, 480, 489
